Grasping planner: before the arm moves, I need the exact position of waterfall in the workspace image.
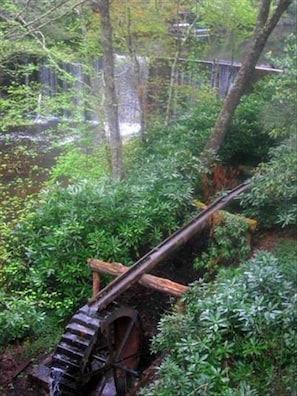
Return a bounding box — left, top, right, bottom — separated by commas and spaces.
38, 55, 149, 137
39, 65, 58, 97
215, 63, 237, 96
115, 55, 148, 136
37, 57, 277, 132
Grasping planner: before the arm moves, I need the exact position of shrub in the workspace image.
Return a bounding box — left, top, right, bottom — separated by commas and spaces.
219, 91, 276, 167
240, 37, 297, 228
2, 100, 221, 321
3, 177, 195, 318
194, 212, 250, 279
240, 135, 297, 228
0, 290, 45, 345
49, 144, 109, 184
2, 163, 197, 319
140, 251, 297, 396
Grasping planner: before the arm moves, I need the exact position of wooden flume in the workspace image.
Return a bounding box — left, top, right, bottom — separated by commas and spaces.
45, 182, 251, 396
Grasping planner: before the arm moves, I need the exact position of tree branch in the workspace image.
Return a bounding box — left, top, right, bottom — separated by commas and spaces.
204, 0, 292, 153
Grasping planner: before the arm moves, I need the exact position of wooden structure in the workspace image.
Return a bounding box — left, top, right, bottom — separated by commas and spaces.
89, 258, 188, 297
29, 182, 251, 396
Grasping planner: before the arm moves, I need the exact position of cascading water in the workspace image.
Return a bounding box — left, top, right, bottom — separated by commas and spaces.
38, 55, 149, 137
0, 55, 149, 225
215, 63, 237, 97
115, 55, 148, 136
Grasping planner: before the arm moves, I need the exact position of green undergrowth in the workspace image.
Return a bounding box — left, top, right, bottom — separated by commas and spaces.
140, 240, 297, 395
48, 142, 110, 184
194, 212, 250, 280
0, 80, 294, 352
0, 99, 218, 345
240, 134, 297, 228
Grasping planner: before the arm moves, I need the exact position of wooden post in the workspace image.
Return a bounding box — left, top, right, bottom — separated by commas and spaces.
88, 259, 188, 297
92, 272, 100, 297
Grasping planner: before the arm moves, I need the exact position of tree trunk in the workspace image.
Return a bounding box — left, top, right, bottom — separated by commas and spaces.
98, 0, 123, 179
205, 0, 292, 153
165, 44, 181, 125
165, 16, 199, 125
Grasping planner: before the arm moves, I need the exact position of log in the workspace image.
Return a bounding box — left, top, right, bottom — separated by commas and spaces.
88, 258, 188, 297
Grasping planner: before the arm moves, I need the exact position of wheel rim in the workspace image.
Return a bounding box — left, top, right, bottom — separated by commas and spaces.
50, 304, 142, 396
87, 307, 142, 395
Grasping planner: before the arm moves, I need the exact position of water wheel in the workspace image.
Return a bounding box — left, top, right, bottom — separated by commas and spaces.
49, 303, 142, 395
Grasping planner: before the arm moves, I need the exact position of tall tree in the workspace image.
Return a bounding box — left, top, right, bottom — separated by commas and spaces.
205, 0, 292, 153
1, 0, 124, 178
97, 0, 123, 179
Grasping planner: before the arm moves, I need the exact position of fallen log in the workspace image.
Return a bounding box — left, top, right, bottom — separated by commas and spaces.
88, 258, 188, 297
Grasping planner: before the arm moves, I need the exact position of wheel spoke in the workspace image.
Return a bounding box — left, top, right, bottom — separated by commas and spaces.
114, 314, 138, 363
50, 304, 142, 395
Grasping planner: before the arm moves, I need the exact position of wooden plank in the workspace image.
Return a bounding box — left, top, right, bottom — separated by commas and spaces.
88, 259, 188, 297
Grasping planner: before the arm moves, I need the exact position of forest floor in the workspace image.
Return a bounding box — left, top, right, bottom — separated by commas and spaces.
0, 229, 295, 396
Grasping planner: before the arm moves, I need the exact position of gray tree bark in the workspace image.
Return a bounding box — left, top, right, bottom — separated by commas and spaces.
205, 0, 292, 153
98, 0, 123, 179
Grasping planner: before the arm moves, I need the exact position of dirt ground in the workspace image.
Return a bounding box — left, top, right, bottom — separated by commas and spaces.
0, 348, 41, 396
0, 230, 295, 396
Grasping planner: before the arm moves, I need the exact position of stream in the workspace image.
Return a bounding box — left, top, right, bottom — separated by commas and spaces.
0, 127, 61, 223
0, 119, 141, 225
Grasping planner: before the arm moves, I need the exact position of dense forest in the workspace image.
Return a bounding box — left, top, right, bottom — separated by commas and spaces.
0, 1, 296, 395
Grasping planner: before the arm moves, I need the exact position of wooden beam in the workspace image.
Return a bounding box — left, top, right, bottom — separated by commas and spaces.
92, 271, 100, 297
88, 259, 188, 297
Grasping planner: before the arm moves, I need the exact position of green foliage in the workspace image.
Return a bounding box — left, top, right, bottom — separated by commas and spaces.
241, 135, 297, 227
2, 180, 190, 318
200, 0, 256, 38
140, 251, 297, 395
0, 0, 102, 132
49, 144, 109, 184
111, 0, 170, 53
0, 137, 54, 226
0, 290, 45, 345
2, 108, 213, 317
1, 98, 221, 323
200, 0, 257, 59
219, 92, 277, 166
272, 238, 297, 272
262, 34, 297, 139
20, 316, 64, 359
142, 99, 219, 163
239, 37, 297, 228
0, 80, 42, 131
194, 212, 250, 279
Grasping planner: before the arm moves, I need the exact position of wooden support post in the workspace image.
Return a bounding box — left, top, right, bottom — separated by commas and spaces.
92, 271, 100, 297
88, 259, 188, 297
